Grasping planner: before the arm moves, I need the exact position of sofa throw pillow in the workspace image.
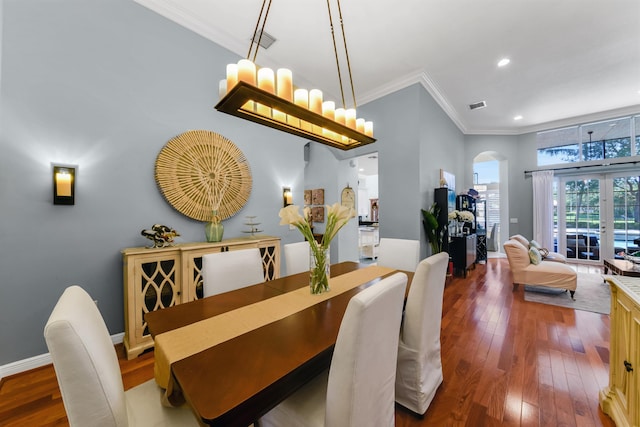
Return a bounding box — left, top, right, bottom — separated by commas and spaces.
529, 247, 542, 265
529, 240, 541, 249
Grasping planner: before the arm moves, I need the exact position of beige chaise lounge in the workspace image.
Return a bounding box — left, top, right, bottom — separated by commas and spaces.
510, 234, 567, 263
504, 239, 577, 299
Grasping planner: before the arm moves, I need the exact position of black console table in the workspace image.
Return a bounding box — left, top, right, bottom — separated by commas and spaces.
450, 234, 477, 277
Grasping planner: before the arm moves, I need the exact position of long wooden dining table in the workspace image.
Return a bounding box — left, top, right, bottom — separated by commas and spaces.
145, 261, 412, 427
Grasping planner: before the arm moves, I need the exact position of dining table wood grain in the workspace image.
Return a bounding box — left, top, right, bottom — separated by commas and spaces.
145, 261, 412, 427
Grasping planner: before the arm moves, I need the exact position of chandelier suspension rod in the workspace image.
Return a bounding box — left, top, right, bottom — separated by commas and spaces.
247, 0, 273, 62
326, 0, 347, 109
334, 0, 357, 109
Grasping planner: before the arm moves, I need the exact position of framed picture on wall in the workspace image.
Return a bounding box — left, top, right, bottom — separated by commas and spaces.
440, 169, 455, 192
312, 189, 324, 205
311, 206, 325, 223
304, 190, 312, 206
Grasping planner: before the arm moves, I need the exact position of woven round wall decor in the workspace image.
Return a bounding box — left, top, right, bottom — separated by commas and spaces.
155, 130, 252, 221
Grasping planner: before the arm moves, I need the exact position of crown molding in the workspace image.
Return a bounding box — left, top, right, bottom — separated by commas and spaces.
133, 0, 640, 138
133, 0, 247, 56
358, 71, 468, 134
513, 104, 640, 135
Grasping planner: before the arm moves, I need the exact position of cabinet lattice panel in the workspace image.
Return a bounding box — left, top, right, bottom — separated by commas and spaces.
140, 259, 178, 337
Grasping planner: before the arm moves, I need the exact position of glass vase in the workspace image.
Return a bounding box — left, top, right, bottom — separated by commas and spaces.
310, 244, 330, 294
205, 211, 224, 242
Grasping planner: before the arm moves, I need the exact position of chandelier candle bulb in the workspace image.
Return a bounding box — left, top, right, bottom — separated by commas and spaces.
226, 64, 238, 93
322, 101, 335, 120
335, 108, 346, 125
309, 89, 323, 113
294, 89, 309, 107
218, 80, 227, 100
287, 115, 299, 127
356, 118, 365, 133
236, 60, 255, 112
276, 68, 293, 101
256, 67, 274, 117
292, 89, 308, 128
237, 59, 256, 85
365, 121, 373, 137
256, 103, 271, 117
273, 109, 286, 123
346, 108, 357, 129
257, 68, 275, 93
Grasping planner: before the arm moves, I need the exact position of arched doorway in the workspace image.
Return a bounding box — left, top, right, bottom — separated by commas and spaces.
473, 151, 507, 254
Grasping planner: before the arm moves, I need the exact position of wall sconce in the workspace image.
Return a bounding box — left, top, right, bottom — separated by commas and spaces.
53, 165, 76, 205
283, 187, 293, 207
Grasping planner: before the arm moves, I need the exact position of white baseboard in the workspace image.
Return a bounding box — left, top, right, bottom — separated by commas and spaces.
0, 333, 124, 381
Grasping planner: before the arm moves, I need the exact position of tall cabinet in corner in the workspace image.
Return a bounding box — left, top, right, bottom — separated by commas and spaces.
434, 187, 454, 253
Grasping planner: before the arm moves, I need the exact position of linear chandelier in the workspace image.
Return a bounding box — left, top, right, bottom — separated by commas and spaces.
215, 0, 375, 150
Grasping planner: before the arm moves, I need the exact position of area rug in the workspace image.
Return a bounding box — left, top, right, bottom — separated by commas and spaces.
524, 273, 610, 314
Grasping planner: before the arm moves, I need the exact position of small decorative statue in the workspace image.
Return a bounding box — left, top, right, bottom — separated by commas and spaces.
141, 224, 180, 248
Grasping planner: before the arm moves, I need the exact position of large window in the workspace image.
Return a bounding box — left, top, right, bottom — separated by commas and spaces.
537, 116, 637, 166
582, 117, 631, 161
537, 126, 579, 165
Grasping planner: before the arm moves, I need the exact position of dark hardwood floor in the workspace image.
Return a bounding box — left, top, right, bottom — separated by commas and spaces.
0, 258, 615, 426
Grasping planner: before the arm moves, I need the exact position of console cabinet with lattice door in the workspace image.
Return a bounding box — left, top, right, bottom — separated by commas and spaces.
122, 236, 280, 359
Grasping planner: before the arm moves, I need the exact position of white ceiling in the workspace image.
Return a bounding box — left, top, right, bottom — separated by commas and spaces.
136, 0, 640, 135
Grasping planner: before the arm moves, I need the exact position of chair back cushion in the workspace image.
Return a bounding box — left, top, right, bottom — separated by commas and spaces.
325, 273, 407, 427
504, 239, 532, 270
395, 252, 448, 414
44, 286, 128, 427
377, 238, 421, 272
510, 234, 530, 248
401, 252, 449, 349
283, 241, 310, 276
202, 248, 264, 297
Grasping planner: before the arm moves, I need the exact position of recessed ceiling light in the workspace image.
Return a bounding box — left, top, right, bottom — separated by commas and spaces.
359, 168, 364, 172
497, 58, 510, 67
513, 115, 523, 121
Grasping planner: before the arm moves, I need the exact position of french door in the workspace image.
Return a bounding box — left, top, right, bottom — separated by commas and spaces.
556, 172, 640, 263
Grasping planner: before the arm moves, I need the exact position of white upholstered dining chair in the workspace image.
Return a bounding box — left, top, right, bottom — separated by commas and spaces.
202, 248, 264, 297
44, 285, 198, 427
376, 237, 421, 272
395, 251, 449, 415
259, 272, 408, 427
283, 241, 310, 276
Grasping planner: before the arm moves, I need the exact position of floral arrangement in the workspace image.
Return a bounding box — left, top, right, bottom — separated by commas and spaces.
279, 203, 356, 293
448, 209, 475, 223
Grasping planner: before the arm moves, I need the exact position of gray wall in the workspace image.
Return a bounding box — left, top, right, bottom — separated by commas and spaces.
464, 133, 539, 241
0, 0, 305, 365
0, 0, 533, 367
418, 86, 465, 258
319, 84, 466, 260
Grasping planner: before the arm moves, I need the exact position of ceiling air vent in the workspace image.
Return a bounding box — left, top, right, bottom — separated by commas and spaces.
250, 30, 277, 49
469, 101, 487, 111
